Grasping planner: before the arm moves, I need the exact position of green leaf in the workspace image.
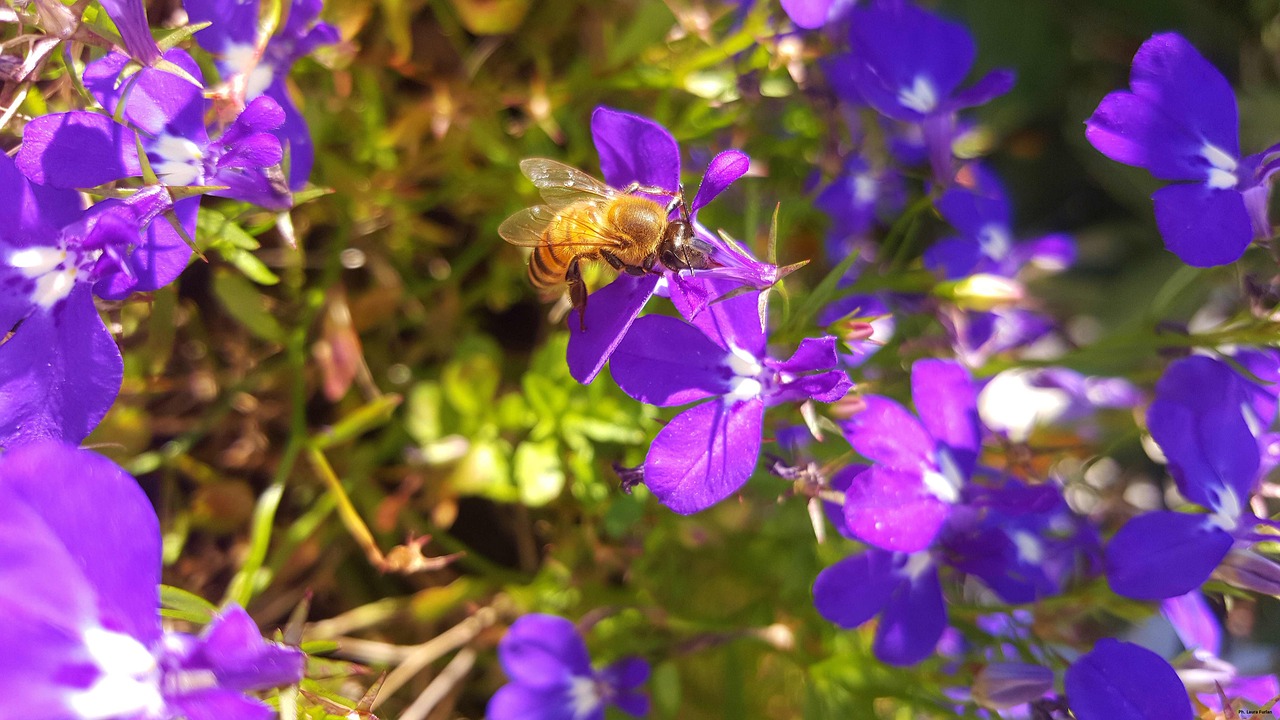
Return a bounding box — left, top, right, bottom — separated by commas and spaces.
212, 268, 287, 342
199, 207, 262, 250
440, 337, 503, 417
160, 584, 216, 623
220, 246, 281, 285
513, 438, 566, 506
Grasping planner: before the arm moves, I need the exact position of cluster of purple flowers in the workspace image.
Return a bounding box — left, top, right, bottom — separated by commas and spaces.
1, 1, 336, 717
531, 2, 1280, 718
2, 0, 337, 451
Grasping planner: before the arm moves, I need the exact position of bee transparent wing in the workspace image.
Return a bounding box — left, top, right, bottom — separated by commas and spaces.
520, 158, 618, 210
498, 205, 619, 249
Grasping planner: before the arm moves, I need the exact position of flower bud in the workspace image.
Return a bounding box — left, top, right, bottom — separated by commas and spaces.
972, 662, 1055, 710
1213, 548, 1280, 596
938, 274, 1025, 310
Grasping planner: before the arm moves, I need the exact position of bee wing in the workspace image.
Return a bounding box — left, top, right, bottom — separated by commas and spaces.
498, 204, 621, 249
520, 158, 619, 210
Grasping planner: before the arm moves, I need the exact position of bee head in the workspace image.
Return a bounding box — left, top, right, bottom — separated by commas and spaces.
660, 220, 715, 271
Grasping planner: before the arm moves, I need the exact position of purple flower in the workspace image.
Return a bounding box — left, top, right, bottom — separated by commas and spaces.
185, 0, 341, 190
838, 358, 980, 552
1162, 591, 1280, 710
925, 170, 1075, 280
610, 283, 851, 514
815, 156, 905, 265
1064, 639, 1192, 720
1086, 32, 1280, 267
488, 614, 649, 720
17, 48, 289, 297
812, 548, 947, 665
830, 0, 1014, 182
0, 152, 133, 448
1106, 356, 1272, 599
938, 305, 1055, 367
942, 480, 1101, 603
977, 367, 1141, 443
566, 106, 768, 384
0, 441, 304, 718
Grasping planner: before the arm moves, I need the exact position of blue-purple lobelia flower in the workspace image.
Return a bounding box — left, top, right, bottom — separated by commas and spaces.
815, 155, 905, 265
1162, 591, 1280, 711
609, 281, 850, 514
1106, 356, 1280, 600
813, 547, 948, 665
942, 480, 1102, 604
1086, 32, 1280, 267
828, 0, 1014, 183
924, 170, 1075, 365
566, 106, 773, 384
488, 614, 649, 720
0, 151, 135, 448
838, 358, 980, 552
17, 48, 289, 297
925, 169, 1075, 280
1064, 639, 1192, 720
184, 0, 341, 190
0, 441, 304, 718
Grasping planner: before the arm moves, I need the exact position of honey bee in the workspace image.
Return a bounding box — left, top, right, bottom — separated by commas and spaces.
499, 158, 715, 329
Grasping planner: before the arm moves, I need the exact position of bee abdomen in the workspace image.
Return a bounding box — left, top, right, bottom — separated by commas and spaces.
528, 236, 565, 289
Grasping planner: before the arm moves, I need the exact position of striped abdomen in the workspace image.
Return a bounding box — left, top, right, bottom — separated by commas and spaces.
527, 197, 667, 289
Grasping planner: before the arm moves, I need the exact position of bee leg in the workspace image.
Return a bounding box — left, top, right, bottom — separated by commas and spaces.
602, 250, 645, 276
664, 184, 687, 216
641, 253, 658, 272
566, 257, 588, 331
622, 181, 681, 198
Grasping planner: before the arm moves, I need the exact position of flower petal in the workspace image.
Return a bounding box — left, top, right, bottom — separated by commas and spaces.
1129, 33, 1238, 160
99, 0, 161, 64
1065, 639, 1192, 720
780, 0, 838, 29
94, 197, 199, 299
169, 690, 275, 720
690, 150, 749, 214
840, 395, 934, 468
847, 2, 976, 120
0, 442, 159, 643
566, 273, 660, 384
488, 683, 597, 720
911, 359, 980, 476
1105, 511, 1232, 600
644, 398, 764, 514
875, 558, 946, 665
1147, 356, 1260, 509
17, 111, 141, 188
611, 315, 731, 406
0, 288, 124, 448
1152, 183, 1253, 267
843, 465, 951, 552
499, 615, 592, 687
591, 106, 680, 193
194, 605, 304, 691
947, 69, 1016, 110
812, 550, 896, 628
1160, 591, 1220, 656
668, 276, 766, 356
